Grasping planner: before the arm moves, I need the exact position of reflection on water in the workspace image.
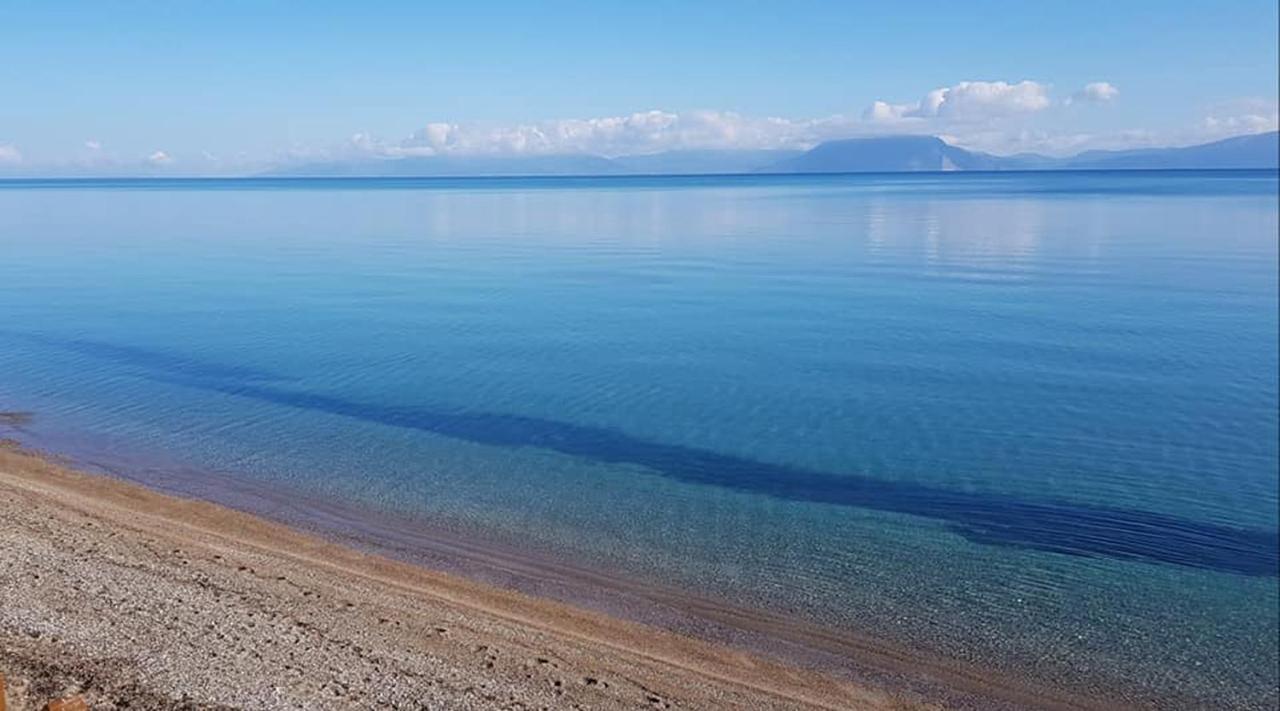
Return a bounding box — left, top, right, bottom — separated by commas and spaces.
865, 197, 1050, 281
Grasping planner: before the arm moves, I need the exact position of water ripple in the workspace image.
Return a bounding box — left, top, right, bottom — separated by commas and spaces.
17, 330, 1279, 578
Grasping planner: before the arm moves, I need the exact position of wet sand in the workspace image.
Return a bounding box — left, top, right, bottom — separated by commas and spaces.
0, 440, 1108, 710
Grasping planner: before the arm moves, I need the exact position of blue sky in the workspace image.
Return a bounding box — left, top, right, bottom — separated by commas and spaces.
1, 0, 1276, 174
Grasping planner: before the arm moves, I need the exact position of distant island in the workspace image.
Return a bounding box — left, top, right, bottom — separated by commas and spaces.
267, 131, 1279, 178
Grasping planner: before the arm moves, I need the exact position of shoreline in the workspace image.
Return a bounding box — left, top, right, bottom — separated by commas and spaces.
0, 438, 1108, 710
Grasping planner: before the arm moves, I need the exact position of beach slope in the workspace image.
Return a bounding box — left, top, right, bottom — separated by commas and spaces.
0, 442, 909, 710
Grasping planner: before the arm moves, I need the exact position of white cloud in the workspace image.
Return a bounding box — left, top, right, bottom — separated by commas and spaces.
865, 80, 1051, 123
932, 81, 1049, 117
351, 110, 863, 158
323, 82, 1146, 163
1200, 98, 1279, 137
0, 144, 21, 165
953, 127, 1159, 156
1202, 113, 1278, 134
1069, 82, 1119, 104
862, 100, 919, 122
10, 80, 1258, 175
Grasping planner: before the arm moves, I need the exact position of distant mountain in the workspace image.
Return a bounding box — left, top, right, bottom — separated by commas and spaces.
763, 131, 1279, 174
266, 153, 623, 177
272, 149, 801, 178
611, 149, 802, 175
764, 135, 1005, 173
1064, 131, 1279, 170
264, 131, 1278, 178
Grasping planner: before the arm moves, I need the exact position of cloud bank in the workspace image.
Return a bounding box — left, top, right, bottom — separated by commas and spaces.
1200, 98, 1279, 137
0, 144, 22, 165
369, 110, 852, 158
7, 78, 1276, 176
335, 79, 1119, 163
865, 80, 1053, 122
1070, 82, 1119, 104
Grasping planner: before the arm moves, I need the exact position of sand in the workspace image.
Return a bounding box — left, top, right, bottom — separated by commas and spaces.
0, 435, 1121, 710
1, 440, 947, 710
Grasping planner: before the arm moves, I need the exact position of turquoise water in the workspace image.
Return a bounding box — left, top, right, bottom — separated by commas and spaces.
1, 172, 1276, 707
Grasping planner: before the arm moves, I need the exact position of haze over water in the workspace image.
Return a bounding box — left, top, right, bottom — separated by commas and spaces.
0, 172, 1276, 707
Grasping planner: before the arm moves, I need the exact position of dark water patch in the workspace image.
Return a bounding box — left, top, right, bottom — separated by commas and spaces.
14, 331, 1279, 578
2, 331, 294, 384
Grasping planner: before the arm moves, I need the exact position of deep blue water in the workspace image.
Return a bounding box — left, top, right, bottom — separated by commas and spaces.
1, 171, 1276, 707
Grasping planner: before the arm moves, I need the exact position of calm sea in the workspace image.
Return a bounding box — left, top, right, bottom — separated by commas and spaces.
1, 172, 1276, 707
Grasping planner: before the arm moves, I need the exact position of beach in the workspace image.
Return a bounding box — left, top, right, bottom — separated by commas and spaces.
0, 440, 940, 710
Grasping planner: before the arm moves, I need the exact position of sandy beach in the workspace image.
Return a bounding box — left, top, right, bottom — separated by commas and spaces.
0, 439, 947, 710
0, 431, 1138, 711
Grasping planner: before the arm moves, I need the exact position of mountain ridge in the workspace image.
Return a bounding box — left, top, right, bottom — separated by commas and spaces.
760, 132, 1278, 173
266, 131, 1279, 177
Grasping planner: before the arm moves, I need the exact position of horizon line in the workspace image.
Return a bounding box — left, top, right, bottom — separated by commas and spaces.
1, 166, 1278, 184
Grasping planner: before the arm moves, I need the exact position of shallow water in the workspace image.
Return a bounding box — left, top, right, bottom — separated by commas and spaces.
1, 172, 1276, 707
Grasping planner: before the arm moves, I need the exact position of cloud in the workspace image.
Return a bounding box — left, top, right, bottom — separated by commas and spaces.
351, 110, 862, 158
344, 86, 1059, 161
955, 127, 1159, 156
0, 144, 21, 165
1202, 113, 1278, 134
1069, 82, 1119, 104
10, 79, 1263, 175
930, 81, 1051, 117
319, 79, 1154, 163
408, 110, 768, 156
147, 150, 174, 166
862, 101, 918, 122
865, 80, 1051, 122
1200, 98, 1279, 137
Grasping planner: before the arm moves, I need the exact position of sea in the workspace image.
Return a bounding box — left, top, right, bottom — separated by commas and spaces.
1, 171, 1276, 708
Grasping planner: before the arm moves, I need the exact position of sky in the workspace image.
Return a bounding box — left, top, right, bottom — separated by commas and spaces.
0, 0, 1277, 175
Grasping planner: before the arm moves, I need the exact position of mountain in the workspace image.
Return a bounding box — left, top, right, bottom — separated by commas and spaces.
611, 149, 802, 175
266, 153, 624, 177
265, 131, 1278, 178
763, 131, 1279, 174
1064, 131, 1279, 170
764, 135, 1004, 173
272, 149, 802, 177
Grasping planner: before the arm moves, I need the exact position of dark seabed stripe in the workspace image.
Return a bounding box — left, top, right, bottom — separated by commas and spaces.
12, 332, 1279, 577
